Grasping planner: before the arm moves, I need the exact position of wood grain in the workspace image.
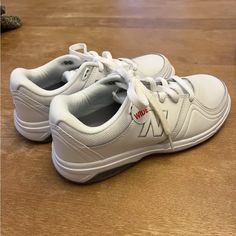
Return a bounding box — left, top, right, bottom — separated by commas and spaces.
1, 0, 236, 235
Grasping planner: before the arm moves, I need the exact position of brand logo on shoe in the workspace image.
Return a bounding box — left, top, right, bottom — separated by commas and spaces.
131, 106, 150, 124
134, 108, 149, 120
131, 105, 168, 137
131, 106, 168, 138
139, 110, 168, 137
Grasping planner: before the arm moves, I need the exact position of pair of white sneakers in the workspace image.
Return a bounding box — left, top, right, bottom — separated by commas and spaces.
10, 43, 231, 183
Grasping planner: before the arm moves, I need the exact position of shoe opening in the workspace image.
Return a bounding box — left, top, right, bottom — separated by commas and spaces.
24, 55, 82, 91
68, 81, 127, 128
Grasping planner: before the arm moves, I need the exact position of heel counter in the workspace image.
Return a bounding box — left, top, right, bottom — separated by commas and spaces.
10, 68, 49, 122
12, 91, 49, 122
51, 124, 104, 163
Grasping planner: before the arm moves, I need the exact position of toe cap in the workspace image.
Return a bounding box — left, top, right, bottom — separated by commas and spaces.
185, 74, 227, 109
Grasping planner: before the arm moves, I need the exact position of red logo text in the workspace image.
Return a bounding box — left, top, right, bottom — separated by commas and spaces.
134, 108, 149, 120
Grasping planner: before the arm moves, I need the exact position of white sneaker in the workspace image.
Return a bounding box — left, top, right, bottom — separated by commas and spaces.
10, 43, 175, 141
50, 71, 231, 183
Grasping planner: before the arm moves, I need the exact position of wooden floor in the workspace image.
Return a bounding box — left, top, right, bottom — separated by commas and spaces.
1, 0, 236, 235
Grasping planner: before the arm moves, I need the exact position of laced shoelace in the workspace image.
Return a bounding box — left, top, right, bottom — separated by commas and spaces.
113, 69, 194, 149
69, 43, 137, 72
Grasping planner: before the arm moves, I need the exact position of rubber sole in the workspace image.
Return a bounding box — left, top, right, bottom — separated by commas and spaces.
14, 110, 51, 142
84, 163, 136, 184
52, 95, 231, 184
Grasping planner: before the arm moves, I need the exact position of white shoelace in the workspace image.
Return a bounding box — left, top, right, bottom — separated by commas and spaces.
69, 43, 137, 72
113, 69, 194, 149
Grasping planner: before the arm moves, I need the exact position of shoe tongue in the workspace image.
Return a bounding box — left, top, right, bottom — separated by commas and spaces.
112, 89, 127, 104
99, 74, 128, 104
61, 62, 95, 83
61, 70, 78, 83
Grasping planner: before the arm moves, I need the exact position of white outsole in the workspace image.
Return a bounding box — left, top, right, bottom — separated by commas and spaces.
52, 95, 231, 183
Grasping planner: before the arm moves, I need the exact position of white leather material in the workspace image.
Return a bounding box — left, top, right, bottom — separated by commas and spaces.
50, 94, 133, 147
51, 125, 105, 163
133, 54, 172, 78
50, 74, 230, 165
185, 109, 219, 138
175, 92, 228, 140
14, 98, 48, 122
50, 97, 184, 162
12, 91, 49, 122
10, 55, 82, 92
186, 74, 226, 109
158, 96, 185, 132
83, 66, 107, 88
